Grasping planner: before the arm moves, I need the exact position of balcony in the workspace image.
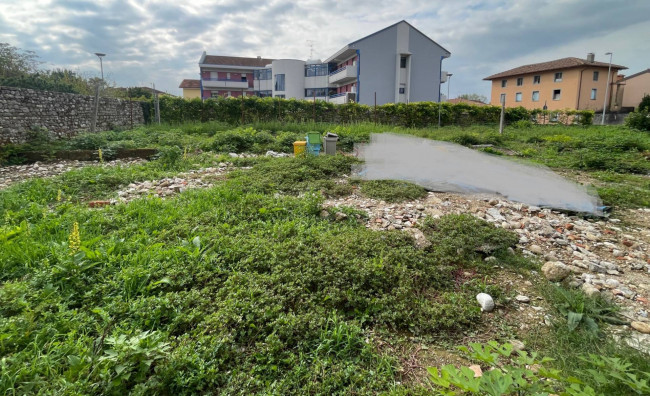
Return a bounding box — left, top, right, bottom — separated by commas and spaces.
202, 78, 249, 89
329, 92, 356, 104
328, 66, 357, 85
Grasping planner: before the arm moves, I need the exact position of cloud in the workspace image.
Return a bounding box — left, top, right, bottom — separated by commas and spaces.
0, 0, 648, 98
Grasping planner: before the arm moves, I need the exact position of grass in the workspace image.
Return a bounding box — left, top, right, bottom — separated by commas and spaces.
1, 120, 649, 394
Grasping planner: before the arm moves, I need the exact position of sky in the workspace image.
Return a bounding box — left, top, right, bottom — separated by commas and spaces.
1, 0, 649, 101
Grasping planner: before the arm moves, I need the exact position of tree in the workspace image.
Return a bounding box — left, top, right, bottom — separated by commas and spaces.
458, 93, 488, 103
639, 94, 650, 111
0, 42, 41, 78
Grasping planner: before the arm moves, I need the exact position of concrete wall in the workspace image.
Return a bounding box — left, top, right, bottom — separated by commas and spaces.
489, 67, 619, 111
182, 88, 201, 99
621, 72, 650, 109
408, 27, 445, 103
0, 86, 145, 144
354, 25, 398, 105
271, 59, 305, 99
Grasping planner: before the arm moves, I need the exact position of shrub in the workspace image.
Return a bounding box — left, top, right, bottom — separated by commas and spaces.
359, 179, 428, 202
638, 94, 650, 111
625, 109, 650, 132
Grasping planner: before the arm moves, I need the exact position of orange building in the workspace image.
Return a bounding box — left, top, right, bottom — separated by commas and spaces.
484, 54, 626, 111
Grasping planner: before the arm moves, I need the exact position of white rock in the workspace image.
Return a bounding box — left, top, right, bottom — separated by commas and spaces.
476, 293, 495, 312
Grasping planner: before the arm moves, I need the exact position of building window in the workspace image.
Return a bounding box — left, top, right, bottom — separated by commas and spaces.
274, 74, 285, 91
515, 92, 522, 102
501, 80, 507, 88
591, 88, 597, 100
254, 69, 271, 80
241, 76, 247, 82
593, 71, 599, 81
533, 75, 541, 84
554, 72, 563, 82
305, 64, 329, 77
400, 56, 407, 68
553, 89, 561, 100
305, 88, 333, 97
517, 77, 523, 86
399, 87, 405, 94
254, 90, 272, 98
500, 93, 506, 103
532, 91, 539, 101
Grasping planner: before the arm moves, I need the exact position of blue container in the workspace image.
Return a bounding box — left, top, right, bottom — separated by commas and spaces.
306, 143, 321, 155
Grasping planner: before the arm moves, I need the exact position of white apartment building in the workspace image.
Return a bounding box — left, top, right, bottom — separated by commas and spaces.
198, 21, 450, 105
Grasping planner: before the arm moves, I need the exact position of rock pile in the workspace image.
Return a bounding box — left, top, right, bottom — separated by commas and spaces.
324, 190, 650, 343
0, 159, 146, 190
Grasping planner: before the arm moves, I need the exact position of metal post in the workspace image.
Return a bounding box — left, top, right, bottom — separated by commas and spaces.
447, 73, 453, 102
499, 98, 505, 134
91, 84, 100, 132
601, 52, 613, 125
313, 92, 316, 123
374, 91, 377, 125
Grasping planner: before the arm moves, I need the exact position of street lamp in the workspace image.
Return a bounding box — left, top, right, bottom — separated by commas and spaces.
447, 73, 453, 102
94, 52, 106, 81
601, 52, 612, 125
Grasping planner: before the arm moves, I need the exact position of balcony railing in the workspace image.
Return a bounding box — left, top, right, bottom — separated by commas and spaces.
329, 66, 357, 84
329, 92, 356, 104
202, 78, 249, 89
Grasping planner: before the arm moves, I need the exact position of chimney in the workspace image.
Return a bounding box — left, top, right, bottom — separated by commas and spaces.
586, 53, 595, 63
257, 56, 261, 60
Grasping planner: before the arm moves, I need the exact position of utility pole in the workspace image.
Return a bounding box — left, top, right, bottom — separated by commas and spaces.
601, 52, 613, 125
90, 52, 106, 133
152, 83, 161, 124
499, 95, 505, 134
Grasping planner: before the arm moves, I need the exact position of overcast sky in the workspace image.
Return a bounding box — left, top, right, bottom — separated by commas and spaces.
1, 0, 649, 101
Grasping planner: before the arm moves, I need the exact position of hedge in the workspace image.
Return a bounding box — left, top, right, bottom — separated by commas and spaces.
142, 96, 594, 127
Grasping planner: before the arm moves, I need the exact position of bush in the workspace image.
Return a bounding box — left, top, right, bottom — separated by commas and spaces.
625, 109, 650, 132
359, 179, 428, 202
638, 94, 650, 111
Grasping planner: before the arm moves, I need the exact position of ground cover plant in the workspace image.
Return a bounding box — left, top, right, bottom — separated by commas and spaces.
1, 119, 649, 394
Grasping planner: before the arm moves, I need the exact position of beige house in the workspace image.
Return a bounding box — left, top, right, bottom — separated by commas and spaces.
614, 69, 650, 110
484, 54, 626, 111
179, 79, 201, 99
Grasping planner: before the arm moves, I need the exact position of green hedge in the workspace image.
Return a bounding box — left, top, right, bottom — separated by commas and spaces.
143, 96, 594, 127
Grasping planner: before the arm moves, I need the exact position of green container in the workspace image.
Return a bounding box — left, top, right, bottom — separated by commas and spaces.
305, 132, 322, 145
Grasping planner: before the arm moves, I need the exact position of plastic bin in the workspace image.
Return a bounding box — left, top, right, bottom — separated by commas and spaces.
306, 143, 321, 156
323, 132, 338, 155
293, 141, 306, 156
305, 132, 322, 145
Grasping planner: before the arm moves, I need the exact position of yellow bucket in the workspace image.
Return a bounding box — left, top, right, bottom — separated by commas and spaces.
293, 141, 307, 156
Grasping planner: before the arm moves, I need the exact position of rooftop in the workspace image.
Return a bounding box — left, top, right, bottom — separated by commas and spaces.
484, 57, 627, 80
179, 79, 200, 89
620, 68, 650, 82
201, 55, 273, 67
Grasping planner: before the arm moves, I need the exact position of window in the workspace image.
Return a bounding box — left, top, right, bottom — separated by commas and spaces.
501, 80, 507, 88
515, 92, 522, 102
305, 64, 329, 77
254, 90, 272, 98
591, 88, 597, 100
593, 71, 599, 81
274, 74, 285, 91
532, 91, 540, 101
400, 56, 407, 68
241, 76, 247, 82
500, 93, 506, 103
533, 75, 541, 84
305, 88, 332, 97
517, 77, 523, 86
553, 89, 561, 100
254, 69, 271, 80
399, 87, 405, 94
554, 72, 563, 82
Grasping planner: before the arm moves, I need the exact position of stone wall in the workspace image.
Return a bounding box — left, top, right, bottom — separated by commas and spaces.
0, 86, 146, 144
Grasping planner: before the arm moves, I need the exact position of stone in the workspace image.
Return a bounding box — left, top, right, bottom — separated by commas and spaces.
509, 339, 525, 352
476, 293, 495, 312
404, 228, 431, 249
515, 295, 531, 303
631, 321, 650, 334
320, 210, 330, 218
582, 283, 600, 297
415, 204, 425, 211
468, 364, 483, 378
334, 212, 348, 221
529, 244, 543, 255
542, 261, 571, 281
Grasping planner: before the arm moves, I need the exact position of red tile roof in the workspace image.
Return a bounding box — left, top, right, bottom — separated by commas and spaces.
620, 68, 650, 81
202, 55, 273, 67
179, 79, 200, 89
484, 57, 627, 80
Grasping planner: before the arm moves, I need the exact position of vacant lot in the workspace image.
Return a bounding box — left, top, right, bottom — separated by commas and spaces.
1, 122, 649, 394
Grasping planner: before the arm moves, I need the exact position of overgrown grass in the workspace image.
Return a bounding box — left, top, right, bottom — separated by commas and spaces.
358, 179, 428, 202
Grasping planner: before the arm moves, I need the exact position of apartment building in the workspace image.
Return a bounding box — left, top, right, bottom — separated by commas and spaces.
197, 21, 450, 105
484, 54, 627, 111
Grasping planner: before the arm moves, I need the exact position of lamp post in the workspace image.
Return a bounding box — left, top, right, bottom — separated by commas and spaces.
601, 52, 612, 125
94, 52, 106, 82
91, 52, 106, 133
447, 73, 453, 102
